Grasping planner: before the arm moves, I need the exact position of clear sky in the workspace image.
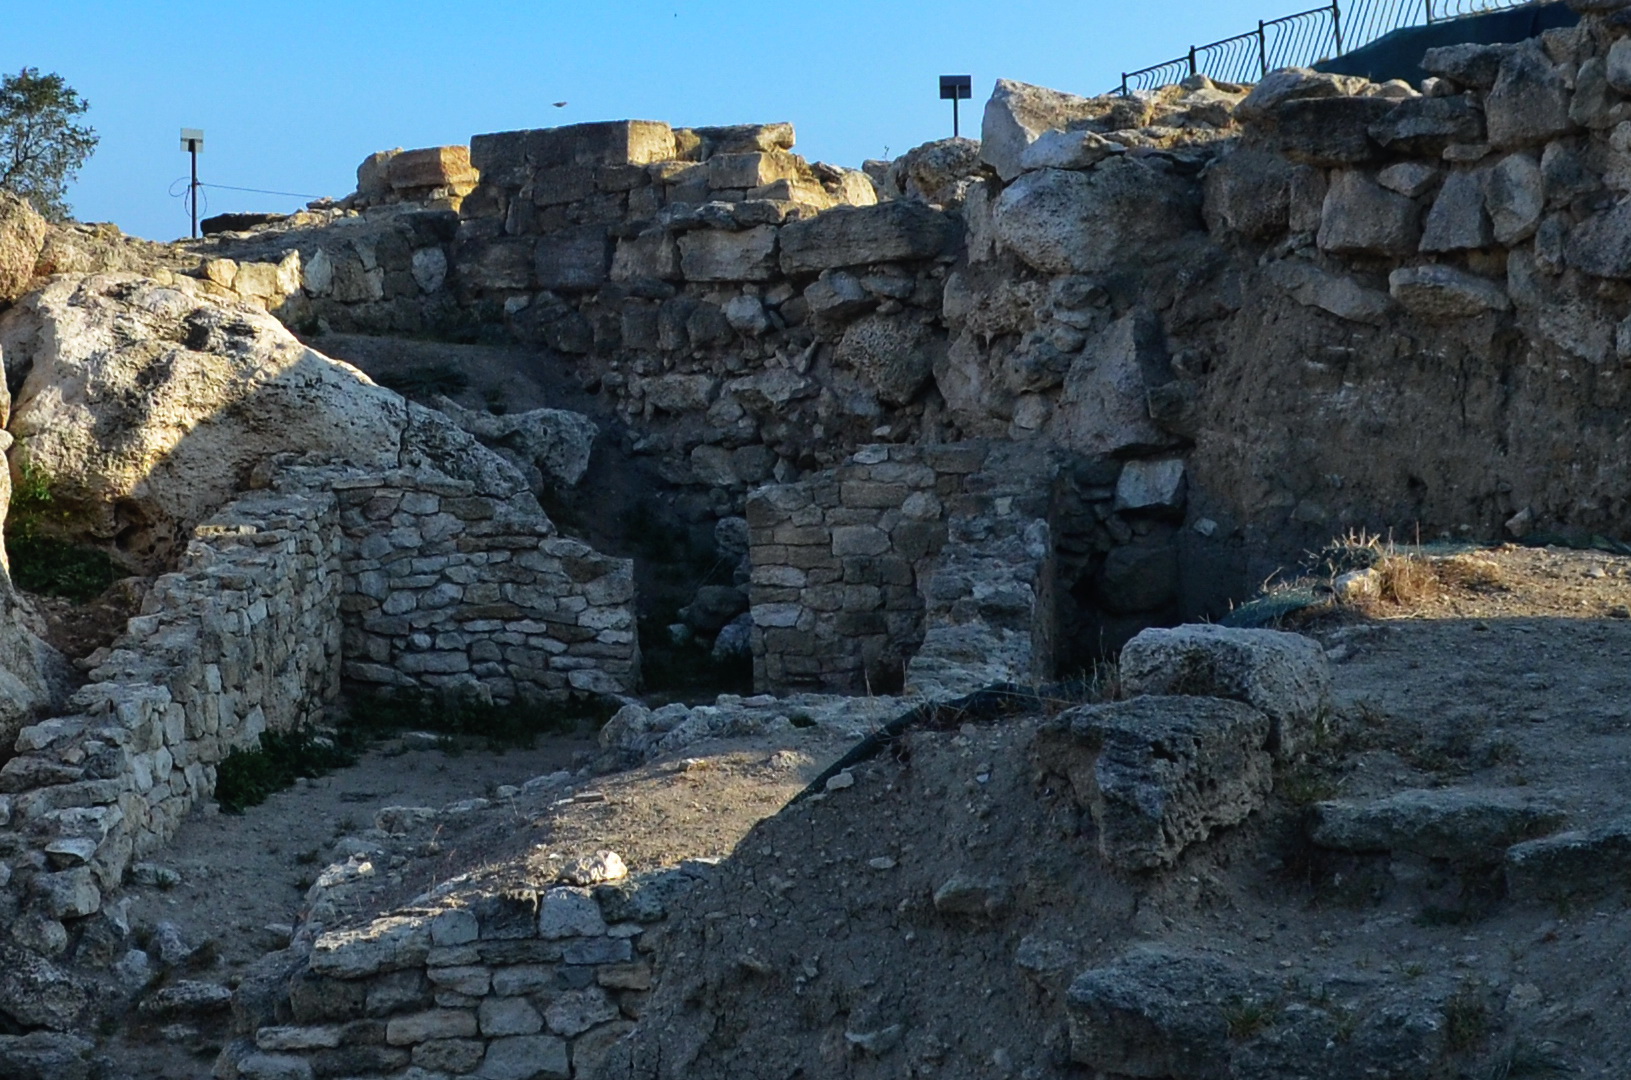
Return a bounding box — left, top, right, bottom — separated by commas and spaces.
5, 0, 1284, 241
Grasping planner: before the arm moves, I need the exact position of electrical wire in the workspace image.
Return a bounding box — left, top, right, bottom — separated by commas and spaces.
198, 181, 327, 200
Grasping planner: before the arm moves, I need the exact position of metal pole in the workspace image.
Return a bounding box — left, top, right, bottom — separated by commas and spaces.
1331, 0, 1344, 54
953, 96, 960, 139
1425, 0, 1435, 23
1188, 46, 1198, 78
1121, 73, 1129, 97
1258, 20, 1269, 77
189, 141, 199, 240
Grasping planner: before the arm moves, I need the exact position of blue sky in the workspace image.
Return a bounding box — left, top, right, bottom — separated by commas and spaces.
5, 1, 1281, 240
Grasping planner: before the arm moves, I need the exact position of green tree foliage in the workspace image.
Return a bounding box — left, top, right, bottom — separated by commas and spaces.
0, 68, 98, 221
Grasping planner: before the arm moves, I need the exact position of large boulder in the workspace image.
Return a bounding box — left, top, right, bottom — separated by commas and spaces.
0, 274, 538, 572
881, 137, 984, 207
1119, 623, 1331, 758
0, 192, 47, 303
980, 79, 1104, 182
0, 938, 91, 1032
430, 395, 598, 489
993, 159, 1201, 275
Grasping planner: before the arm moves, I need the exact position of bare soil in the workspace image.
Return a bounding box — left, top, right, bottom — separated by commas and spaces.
99, 543, 1631, 1078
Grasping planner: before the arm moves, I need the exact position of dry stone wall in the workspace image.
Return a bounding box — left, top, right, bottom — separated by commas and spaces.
218, 864, 704, 1080
0, 489, 342, 946
280, 465, 639, 702
745, 441, 1061, 695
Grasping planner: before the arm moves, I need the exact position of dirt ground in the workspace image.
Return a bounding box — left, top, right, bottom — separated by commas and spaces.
601, 544, 1631, 1079
86, 542, 1631, 1078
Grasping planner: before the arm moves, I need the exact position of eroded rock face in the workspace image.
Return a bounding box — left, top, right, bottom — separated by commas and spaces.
0, 274, 409, 570
0, 192, 47, 303
429, 395, 598, 489
980, 79, 1105, 182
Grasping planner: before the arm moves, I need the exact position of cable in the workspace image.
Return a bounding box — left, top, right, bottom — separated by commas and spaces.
199, 181, 327, 200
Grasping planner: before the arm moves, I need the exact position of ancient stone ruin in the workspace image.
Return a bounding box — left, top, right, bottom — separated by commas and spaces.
7, 0, 1631, 1076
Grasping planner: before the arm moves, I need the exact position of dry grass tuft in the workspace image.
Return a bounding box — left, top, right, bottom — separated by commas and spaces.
1373, 553, 1441, 606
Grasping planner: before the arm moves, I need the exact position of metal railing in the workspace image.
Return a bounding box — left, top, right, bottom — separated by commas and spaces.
1115, 0, 1534, 95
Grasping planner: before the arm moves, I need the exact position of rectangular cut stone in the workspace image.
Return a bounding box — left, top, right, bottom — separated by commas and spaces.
779, 202, 957, 274
708, 151, 803, 191
677, 226, 780, 282
454, 239, 534, 291
535, 225, 611, 291
389, 146, 479, 190
472, 121, 676, 176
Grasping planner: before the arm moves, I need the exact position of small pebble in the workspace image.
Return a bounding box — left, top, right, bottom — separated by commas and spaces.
825, 771, 855, 792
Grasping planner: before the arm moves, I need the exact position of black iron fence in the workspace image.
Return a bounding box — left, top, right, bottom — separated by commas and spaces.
1115, 0, 1534, 95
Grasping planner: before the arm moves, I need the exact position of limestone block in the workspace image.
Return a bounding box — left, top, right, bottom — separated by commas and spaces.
454, 238, 535, 290
780, 201, 959, 274
1485, 44, 1573, 149
32, 868, 100, 918
708, 150, 803, 190
310, 916, 431, 978
477, 1034, 570, 1080
611, 229, 682, 282
1310, 789, 1565, 863
691, 122, 797, 154
1610, 38, 1631, 94
388, 146, 479, 191
385, 1008, 479, 1045
1317, 170, 1420, 256
980, 78, 1104, 182
1388, 265, 1511, 318
544, 987, 619, 1037
1050, 696, 1273, 870
1202, 148, 1293, 239
677, 225, 779, 281
534, 225, 611, 291
1377, 161, 1440, 198
1420, 42, 1515, 89
1048, 313, 1173, 456
410, 247, 448, 293
1270, 96, 1393, 166
1233, 67, 1355, 122
1368, 95, 1484, 155
479, 996, 543, 1037
1265, 260, 1393, 325
1420, 169, 1492, 253
1115, 458, 1185, 512
1566, 197, 1631, 278
1506, 817, 1631, 902
1120, 623, 1331, 758
471, 121, 675, 177
993, 159, 1197, 275
1017, 129, 1123, 172
1483, 152, 1544, 245
1067, 950, 1247, 1076
834, 313, 942, 405
538, 887, 607, 938
355, 149, 400, 201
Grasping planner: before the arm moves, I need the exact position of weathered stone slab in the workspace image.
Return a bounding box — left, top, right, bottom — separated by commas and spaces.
1317, 170, 1420, 256
993, 160, 1198, 275
1120, 623, 1330, 758
677, 225, 779, 281
1389, 265, 1511, 318
388, 146, 479, 190
1048, 696, 1272, 870
1310, 789, 1565, 863
780, 202, 958, 274
980, 78, 1103, 181
1506, 817, 1631, 902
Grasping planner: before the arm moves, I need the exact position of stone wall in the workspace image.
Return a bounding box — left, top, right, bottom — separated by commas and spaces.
745, 441, 1061, 695
0, 489, 342, 947
218, 864, 703, 1080
290, 466, 639, 702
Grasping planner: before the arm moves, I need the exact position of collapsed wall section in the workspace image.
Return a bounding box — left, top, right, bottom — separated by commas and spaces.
0, 490, 342, 939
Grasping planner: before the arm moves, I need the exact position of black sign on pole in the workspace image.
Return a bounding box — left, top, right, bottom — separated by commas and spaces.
939, 75, 973, 138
